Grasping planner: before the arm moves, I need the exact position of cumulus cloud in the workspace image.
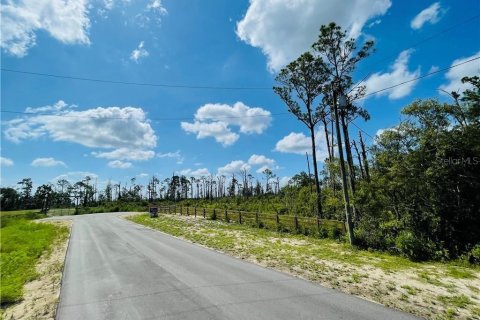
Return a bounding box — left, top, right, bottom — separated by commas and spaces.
1, 0, 90, 57
130, 41, 149, 63
439, 51, 480, 95
275, 130, 329, 160
181, 102, 271, 146
247, 154, 277, 173
4, 101, 157, 165
4, 101, 156, 148
92, 148, 155, 161
31, 157, 66, 167
411, 2, 443, 30
0, 157, 14, 167
236, 0, 391, 72
363, 49, 420, 99
108, 160, 132, 169
157, 150, 184, 164
218, 160, 251, 175
179, 168, 211, 177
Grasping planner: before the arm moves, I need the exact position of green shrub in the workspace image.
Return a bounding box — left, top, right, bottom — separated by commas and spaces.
395, 231, 435, 261
329, 227, 342, 240
317, 227, 329, 238
468, 245, 480, 264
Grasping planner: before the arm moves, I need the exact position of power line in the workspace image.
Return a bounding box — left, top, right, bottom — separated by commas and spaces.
2, 56, 477, 121
0, 109, 288, 121
0, 68, 272, 91
350, 121, 375, 141
348, 13, 480, 94
355, 56, 480, 100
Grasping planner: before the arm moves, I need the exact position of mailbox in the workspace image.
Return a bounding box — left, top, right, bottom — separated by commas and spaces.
149, 206, 158, 218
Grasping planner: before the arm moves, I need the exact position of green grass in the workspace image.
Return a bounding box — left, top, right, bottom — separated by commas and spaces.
0, 209, 42, 220
437, 295, 472, 308
0, 216, 68, 306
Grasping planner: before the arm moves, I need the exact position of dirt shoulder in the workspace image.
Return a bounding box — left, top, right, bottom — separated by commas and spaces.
2, 220, 73, 320
127, 214, 480, 320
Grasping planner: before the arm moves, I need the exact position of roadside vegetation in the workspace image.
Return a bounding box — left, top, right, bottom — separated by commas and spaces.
1, 22, 478, 265
0, 210, 69, 308
128, 213, 480, 319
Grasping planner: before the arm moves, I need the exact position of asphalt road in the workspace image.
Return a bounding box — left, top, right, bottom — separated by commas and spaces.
55, 213, 419, 320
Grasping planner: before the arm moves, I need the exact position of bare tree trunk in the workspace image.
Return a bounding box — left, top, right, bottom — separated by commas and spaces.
309, 125, 323, 218
333, 90, 354, 245
359, 131, 370, 182
352, 140, 365, 180
340, 113, 359, 220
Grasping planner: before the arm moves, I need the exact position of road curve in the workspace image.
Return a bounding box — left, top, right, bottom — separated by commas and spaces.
54, 213, 419, 320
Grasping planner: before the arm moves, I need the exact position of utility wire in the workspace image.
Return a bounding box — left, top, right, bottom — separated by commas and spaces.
0, 109, 288, 121
348, 13, 480, 94
0, 68, 272, 91
2, 56, 477, 121
355, 56, 480, 100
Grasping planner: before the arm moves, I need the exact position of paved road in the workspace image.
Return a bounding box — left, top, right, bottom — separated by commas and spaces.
54, 213, 418, 320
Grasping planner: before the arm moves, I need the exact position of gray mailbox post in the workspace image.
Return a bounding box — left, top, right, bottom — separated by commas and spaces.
149, 206, 158, 218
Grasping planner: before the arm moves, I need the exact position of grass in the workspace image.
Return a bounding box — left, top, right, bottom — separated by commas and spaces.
0, 214, 68, 306
127, 213, 480, 319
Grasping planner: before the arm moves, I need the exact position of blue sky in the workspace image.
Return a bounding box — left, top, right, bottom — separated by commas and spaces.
1, 0, 479, 190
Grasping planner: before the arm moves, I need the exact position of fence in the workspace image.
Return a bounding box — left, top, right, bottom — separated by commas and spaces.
157, 205, 346, 236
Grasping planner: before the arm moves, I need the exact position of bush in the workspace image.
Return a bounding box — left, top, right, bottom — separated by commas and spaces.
329, 227, 342, 240
395, 231, 436, 261
317, 227, 329, 238
468, 245, 480, 264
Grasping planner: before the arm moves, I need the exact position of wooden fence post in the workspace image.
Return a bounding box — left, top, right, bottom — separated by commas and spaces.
255, 212, 259, 226
294, 216, 299, 231
187, 207, 189, 215
194, 207, 197, 218
239, 211, 242, 224
317, 217, 320, 232
213, 208, 216, 220
225, 209, 228, 221
203, 208, 206, 218
276, 212, 280, 228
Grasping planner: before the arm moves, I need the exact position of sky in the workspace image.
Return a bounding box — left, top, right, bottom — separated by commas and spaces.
1, 0, 479, 191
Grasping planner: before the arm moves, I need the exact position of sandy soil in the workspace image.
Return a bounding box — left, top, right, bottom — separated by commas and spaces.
2, 220, 72, 320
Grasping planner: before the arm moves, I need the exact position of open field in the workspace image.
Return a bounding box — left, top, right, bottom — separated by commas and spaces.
0, 214, 70, 311
128, 213, 480, 320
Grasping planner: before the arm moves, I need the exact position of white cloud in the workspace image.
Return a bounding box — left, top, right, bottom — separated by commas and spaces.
363, 49, 420, 99
92, 148, 155, 161
137, 173, 149, 178
157, 150, 184, 164
52, 171, 98, 183
25, 100, 73, 114
181, 102, 271, 146
4, 102, 157, 152
439, 51, 480, 95
147, 0, 167, 14
108, 160, 132, 169
1, 0, 90, 57
0, 157, 14, 167
218, 160, 251, 175
247, 154, 275, 166
130, 41, 149, 63
179, 168, 210, 177
275, 130, 329, 160
236, 0, 391, 72
31, 157, 66, 167
410, 2, 443, 30
247, 154, 277, 173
